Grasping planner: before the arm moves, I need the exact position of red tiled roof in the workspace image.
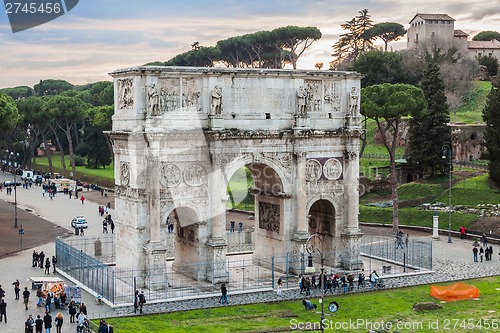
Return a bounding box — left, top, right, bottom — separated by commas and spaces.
467, 40, 500, 49
454, 30, 469, 37
409, 13, 455, 23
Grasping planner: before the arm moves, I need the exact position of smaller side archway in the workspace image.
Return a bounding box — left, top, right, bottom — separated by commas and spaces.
307, 199, 337, 259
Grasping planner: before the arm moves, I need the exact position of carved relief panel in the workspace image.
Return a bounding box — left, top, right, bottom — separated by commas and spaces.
324, 81, 341, 112
182, 78, 202, 112
120, 162, 130, 186
306, 158, 344, 182
304, 79, 322, 112
159, 163, 182, 187
117, 78, 134, 110
258, 202, 280, 233
159, 78, 180, 112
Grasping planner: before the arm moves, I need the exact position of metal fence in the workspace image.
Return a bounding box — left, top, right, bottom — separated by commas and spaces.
359, 235, 433, 274
56, 234, 432, 306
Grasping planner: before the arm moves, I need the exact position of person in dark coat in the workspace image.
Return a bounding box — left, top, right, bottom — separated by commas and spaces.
13, 279, 20, 300
68, 301, 76, 323
35, 315, 43, 333
43, 312, 52, 332
0, 299, 7, 323
133, 290, 139, 314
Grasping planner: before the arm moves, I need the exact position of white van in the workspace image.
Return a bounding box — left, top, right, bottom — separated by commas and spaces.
21, 170, 33, 180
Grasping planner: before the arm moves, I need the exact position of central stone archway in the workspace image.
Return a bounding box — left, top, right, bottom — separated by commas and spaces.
109, 67, 364, 284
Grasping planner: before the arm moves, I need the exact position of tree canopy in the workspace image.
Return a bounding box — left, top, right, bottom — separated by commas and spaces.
408, 57, 451, 178
365, 22, 406, 52
331, 9, 374, 69
148, 26, 321, 69
34, 79, 74, 96
0, 93, 20, 131
361, 83, 426, 230
482, 78, 500, 186
473, 31, 500, 42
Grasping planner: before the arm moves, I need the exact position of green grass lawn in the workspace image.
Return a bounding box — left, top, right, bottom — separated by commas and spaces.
451, 81, 491, 123
35, 155, 115, 187
438, 174, 500, 206
359, 206, 477, 230
98, 276, 499, 333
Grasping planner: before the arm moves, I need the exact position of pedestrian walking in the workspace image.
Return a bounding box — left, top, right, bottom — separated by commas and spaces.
25, 314, 34, 333
23, 287, 30, 310
36, 287, 43, 307
219, 283, 228, 304
276, 278, 283, 300
35, 315, 43, 333
0, 299, 6, 323
43, 311, 52, 333
369, 270, 379, 289
358, 269, 365, 289
0, 285, 5, 300
13, 279, 20, 300
102, 219, 108, 233
110, 220, 115, 234
80, 195, 85, 204
54, 312, 63, 333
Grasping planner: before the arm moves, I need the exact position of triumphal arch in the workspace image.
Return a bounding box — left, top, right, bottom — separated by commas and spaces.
109, 66, 364, 282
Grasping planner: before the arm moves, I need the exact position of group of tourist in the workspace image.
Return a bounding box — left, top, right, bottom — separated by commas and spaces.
133, 290, 147, 314
296, 269, 383, 297
472, 234, 497, 262
98, 206, 115, 234
229, 220, 243, 233
32, 251, 57, 275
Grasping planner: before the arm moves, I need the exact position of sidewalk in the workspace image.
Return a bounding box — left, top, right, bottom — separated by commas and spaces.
0, 172, 115, 333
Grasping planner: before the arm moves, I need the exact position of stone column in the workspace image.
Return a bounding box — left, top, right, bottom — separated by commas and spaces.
341, 147, 363, 270
147, 155, 161, 242
139, 154, 168, 289
291, 152, 309, 274
206, 166, 227, 283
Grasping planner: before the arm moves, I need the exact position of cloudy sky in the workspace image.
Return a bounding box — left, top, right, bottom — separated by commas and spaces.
1, 0, 499, 88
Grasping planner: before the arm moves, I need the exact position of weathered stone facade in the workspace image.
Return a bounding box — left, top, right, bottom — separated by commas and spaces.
109, 67, 364, 283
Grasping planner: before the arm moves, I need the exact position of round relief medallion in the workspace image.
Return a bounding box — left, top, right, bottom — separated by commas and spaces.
160, 164, 182, 187
120, 162, 130, 186
183, 164, 205, 187
305, 159, 322, 182
323, 158, 342, 180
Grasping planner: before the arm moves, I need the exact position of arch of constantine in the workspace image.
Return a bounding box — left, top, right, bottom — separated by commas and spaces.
109, 66, 364, 283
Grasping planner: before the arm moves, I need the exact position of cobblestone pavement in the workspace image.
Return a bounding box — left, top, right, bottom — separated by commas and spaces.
0, 172, 499, 333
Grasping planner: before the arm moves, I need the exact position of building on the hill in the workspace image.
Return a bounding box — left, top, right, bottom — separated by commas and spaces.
406, 13, 500, 59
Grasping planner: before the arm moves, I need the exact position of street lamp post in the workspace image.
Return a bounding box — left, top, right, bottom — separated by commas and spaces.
9, 151, 20, 228
442, 145, 452, 243
305, 234, 325, 333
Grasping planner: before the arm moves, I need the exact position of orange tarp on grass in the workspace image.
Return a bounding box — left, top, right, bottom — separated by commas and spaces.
430, 282, 480, 301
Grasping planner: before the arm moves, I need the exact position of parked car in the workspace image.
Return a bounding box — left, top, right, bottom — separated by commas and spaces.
71, 216, 88, 229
